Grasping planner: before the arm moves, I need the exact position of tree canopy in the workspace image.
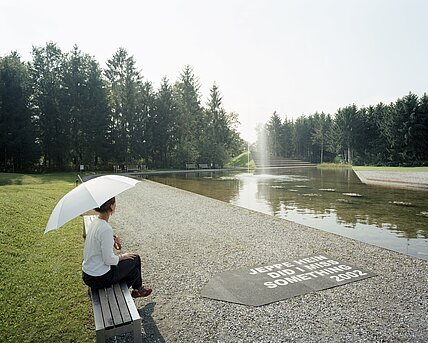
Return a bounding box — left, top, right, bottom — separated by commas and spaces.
2, 43, 426, 171
258, 92, 428, 166
0, 44, 244, 172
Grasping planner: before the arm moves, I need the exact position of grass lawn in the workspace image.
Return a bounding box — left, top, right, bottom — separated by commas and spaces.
226, 151, 255, 168
318, 163, 352, 169
352, 166, 428, 172
0, 172, 94, 342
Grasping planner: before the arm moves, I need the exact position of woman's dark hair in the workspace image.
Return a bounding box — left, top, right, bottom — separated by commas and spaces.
95, 197, 116, 213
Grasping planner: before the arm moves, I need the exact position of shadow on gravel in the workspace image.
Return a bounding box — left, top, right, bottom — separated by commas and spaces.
140, 302, 165, 343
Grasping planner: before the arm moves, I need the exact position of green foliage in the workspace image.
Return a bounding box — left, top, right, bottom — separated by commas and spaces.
318, 163, 352, 169
335, 104, 361, 164
30, 42, 67, 170
63, 46, 110, 167
200, 83, 243, 166
0, 46, 244, 172
226, 151, 255, 168
0, 173, 93, 341
311, 112, 332, 164
266, 111, 283, 157
169, 65, 204, 166
105, 48, 144, 163
293, 116, 314, 160
352, 166, 428, 172
146, 78, 175, 168
257, 92, 428, 166
0, 52, 39, 172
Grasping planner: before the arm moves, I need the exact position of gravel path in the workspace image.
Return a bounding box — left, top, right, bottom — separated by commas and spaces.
111, 179, 428, 342
354, 170, 428, 191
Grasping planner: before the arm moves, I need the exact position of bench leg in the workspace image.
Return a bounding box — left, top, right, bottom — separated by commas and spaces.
133, 318, 142, 343
96, 329, 106, 343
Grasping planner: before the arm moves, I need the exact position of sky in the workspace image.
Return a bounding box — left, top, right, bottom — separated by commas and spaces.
1, 0, 427, 142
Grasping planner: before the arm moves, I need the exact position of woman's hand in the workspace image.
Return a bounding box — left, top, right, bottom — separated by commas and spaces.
119, 252, 137, 261
113, 234, 122, 250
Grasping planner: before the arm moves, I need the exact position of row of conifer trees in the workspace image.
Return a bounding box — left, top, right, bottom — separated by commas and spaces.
0, 43, 243, 172
258, 92, 428, 166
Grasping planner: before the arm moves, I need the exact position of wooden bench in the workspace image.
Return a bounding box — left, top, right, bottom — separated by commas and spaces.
198, 163, 209, 169
83, 215, 142, 342
185, 163, 197, 169
126, 165, 144, 172
91, 283, 142, 342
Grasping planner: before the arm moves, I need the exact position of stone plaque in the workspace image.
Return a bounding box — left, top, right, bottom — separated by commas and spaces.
201, 254, 376, 306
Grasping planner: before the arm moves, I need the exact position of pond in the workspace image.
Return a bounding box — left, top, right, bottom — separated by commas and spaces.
146, 168, 428, 261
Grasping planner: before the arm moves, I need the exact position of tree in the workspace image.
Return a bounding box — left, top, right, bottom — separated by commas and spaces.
202, 83, 242, 166
418, 93, 428, 162
131, 80, 154, 164
395, 92, 427, 164
266, 111, 283, 157
335, 104, 361, 164
148, 78, 177, 168
0, 52, 39, 171
368, 103, 390, 164
172, 65, 203, 165
311, 112, 332, 163
105, 48, 143, 164
381, 93, 426, 165
30, 42, 67, 170
281, 117, 294, 158
293, 116, 313, 161
83, 56, 111, 166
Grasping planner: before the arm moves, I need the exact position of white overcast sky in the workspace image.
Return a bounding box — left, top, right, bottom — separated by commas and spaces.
1, 0, 427, 142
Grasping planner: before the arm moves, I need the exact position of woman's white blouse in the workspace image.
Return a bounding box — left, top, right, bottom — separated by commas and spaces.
82, 217, 119, 276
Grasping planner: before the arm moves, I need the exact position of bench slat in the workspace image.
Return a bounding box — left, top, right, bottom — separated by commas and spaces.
98, 288, 115, 329
106, 286, 124, 326
91, 289, 106, 332
120, 282, 141, 321
114, 283, 132, 323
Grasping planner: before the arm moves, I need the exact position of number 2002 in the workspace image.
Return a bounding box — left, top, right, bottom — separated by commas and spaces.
330, 270, 367, 282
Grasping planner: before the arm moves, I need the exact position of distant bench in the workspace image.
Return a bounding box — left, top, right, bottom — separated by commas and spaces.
83, 215, 142, 342
186, 163, 197, 170
113, 165, 145, 173
126, 165, 145, 172
186, 163, 220, 170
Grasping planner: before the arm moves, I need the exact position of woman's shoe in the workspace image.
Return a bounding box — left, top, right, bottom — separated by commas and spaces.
131, 287, 152, 298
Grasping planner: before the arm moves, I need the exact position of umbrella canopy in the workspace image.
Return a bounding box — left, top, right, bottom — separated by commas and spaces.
45, 175, 140, 233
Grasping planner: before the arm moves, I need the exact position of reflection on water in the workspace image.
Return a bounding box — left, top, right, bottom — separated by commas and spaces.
147, 169, 428, 260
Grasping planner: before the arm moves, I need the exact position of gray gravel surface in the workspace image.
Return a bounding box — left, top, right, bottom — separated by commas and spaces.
111, 179, 428, 342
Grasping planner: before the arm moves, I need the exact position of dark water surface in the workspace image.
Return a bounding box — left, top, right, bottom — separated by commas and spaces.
147, 168, 428, 260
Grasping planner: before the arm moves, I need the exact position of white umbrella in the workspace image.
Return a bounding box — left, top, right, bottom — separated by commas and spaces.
45, 174, 140, 233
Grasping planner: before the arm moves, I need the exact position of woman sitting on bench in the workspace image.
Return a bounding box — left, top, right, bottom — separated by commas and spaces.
82, 197, 152, 298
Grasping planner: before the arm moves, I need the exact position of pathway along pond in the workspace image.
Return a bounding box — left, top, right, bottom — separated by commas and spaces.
146, 168, 428, 261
